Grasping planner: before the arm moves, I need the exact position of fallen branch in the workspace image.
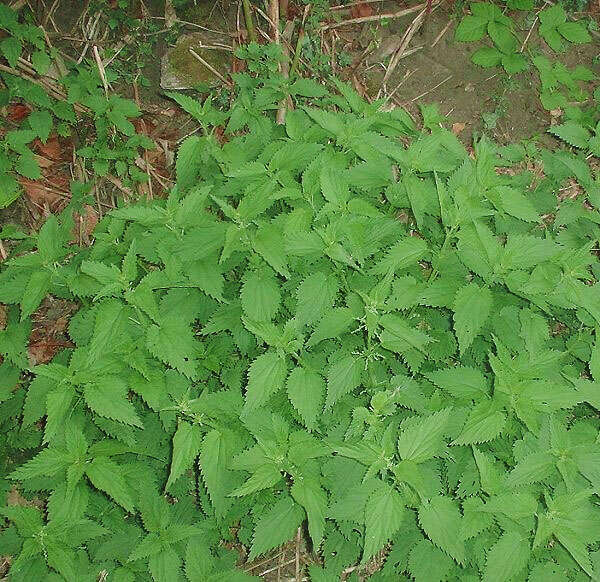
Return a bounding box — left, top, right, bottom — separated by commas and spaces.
321, 2, 427, 30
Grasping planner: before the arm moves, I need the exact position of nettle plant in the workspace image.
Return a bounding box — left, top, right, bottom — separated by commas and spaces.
455, 1, 592, 75
0, 4, 154, 208
1, 72, 600, 582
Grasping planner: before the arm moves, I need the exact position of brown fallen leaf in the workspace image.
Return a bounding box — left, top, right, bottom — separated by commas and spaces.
351, 1, 374, 18
6, 103, 31, 122
452, 122, 466, 135
20, 178, 63, 208
34, 135, 62, 160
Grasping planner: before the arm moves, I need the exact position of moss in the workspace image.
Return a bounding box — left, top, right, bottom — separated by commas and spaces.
181, 3, 215, 24
167, 34, 230, 86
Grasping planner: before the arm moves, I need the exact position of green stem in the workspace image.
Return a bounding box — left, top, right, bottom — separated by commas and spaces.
290, 27, 304, 78
242, 0, 257, 43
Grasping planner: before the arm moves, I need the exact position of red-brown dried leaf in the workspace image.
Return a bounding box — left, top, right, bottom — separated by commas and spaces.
6, 103, 31, 123
34, 135, 62, 160
350, 2, 374, 18
20, 178, 63, 208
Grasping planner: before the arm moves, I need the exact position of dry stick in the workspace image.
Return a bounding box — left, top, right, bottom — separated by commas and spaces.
242, 0, 258, 42
92, 45, 110, 97
77, 12, 101, 64
520, 15, 539, 52
0, 63, 86, 113
0, 240, 7, 261
270, 0, 280, 43
431, 18, 453, 48
295, 527, 301, 581
188, 48, 233, 87
149, 16, 231, 37
384, 2, 439, 85
385, 68, 417, 103
403, 73, 452, 104
321, 2, 427, 30
330, 0, 388, 10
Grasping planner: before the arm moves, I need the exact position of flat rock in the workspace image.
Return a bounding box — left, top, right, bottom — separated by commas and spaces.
161, 33, 231, 90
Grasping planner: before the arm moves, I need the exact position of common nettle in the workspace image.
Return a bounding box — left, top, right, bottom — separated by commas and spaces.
1, 69, 600, 581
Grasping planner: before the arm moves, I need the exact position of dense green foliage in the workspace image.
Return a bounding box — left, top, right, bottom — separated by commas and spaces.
1, 54, 600, 580
0, 4, 155, 209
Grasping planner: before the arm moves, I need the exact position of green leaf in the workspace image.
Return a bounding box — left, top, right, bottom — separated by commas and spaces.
539, 4, 566, 28
505, 451, 555, 487
379, 314, 433, 354
418, 496, 466, 563
455, 15, 488, 42
482, 531, 530, 582
241, 268, 280, 321
31, 50, 51, 74
307, 308, 355, 347
149, 547, 183, 582
488, 22, 517, 54
21, 270, 51, 320
28, 110, 53, 143
14, 150, 41, 180
248, 496, 304, 560
451, 400, 506, 445
253, 223, 290, 278
362, 482, 405, 564
10, 447, 71, 480
286, 367, 325, 430
453, 283, 492, 354
548, 122, 590, 149
295, 272, 338, 326
85, 456, 135, 512
0, 36, 22, 68
425, 366, 488, 400
199, 429, 232, 519
397, 408, 452, 463
471, 47, 503, 68
147, 318, 198, 379
557, 21, 591, 44
244, 351, 288, 411
166, 421, 203, 491
176, 136, 202, 191
291, 477, 327, 549
370, 237, 428, 275
325, 353, 362, 410
83, 376, 143, 427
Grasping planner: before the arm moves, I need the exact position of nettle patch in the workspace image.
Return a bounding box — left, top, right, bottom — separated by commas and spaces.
1, 75, 600, 582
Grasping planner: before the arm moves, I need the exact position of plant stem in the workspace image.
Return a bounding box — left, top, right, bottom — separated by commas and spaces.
241, 0, 257, 43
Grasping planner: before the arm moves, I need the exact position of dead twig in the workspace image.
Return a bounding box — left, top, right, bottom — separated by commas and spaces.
92, 45, 110, 97
0, 63, 87, 114
188, 48, 233, 88
321, 2, 428, 30
270, 0, 280, 43
295, 527, 301, 581
330, 0, 387, 10
431, 19, 453, 48
403, 73, 453, 104
378, 3, 439, 96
